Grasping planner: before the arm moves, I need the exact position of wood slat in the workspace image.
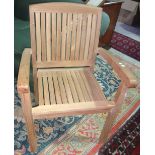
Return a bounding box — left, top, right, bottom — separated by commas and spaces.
88, 14, 97, 59
56, 13, 61, 60
32, 100, 115, 119
84, 14, 92, 60
94, 11, 102, 54
66, 13, 72, 60
46, 13, 52, 62
38, 76, 44, 105
79, 71, 93, 100
43, 75, 50, 105
70, 13, 77, 60
29, 12, 37, 64
41, 12, 46, 61
47, 73, 56, 104
37, 68, 106, 106
66, 71, 79, 102
20, 93, 37, 151
75, 14, 82, 60
30, 4, 102, 69
71, 71, 85, 102
52, 72, 62, 104
35, 60, 92, 68
61, 13, 67, 60
35, 12, 42, 62
79, 14, 87, 60
52, 13, 56, 60
75, 71, 90, 101
57, 72, 68, 104
61, 71, 73, 103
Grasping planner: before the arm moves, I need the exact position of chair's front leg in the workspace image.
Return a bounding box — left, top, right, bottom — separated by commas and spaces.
99, 105, 121, 143
19, 92, 37, 152
99, 84, 127, 143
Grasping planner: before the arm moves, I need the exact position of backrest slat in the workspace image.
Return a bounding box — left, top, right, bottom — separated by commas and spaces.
70, 13, 77, 60
56, 13, 61, 60
41, 12, 46, 61
66, 13, 72, 60
79, 14, 87, 60
75, 13, 82, 60
88, 14, 97, 60
84, 14, 92, 60
46, 13, 51, 62
30, 11, 37, 64
35, 12, 42, 62
30, 3, 102, 68
52, 12, 56, 61
61, 13, 67, 61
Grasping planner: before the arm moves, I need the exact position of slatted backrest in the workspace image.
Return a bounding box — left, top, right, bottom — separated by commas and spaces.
29, 3, 102, 68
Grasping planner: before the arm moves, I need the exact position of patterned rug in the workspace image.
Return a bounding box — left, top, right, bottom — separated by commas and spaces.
98, 109, 140, 155
110, 31, 140, 61
14, 50, 140, 155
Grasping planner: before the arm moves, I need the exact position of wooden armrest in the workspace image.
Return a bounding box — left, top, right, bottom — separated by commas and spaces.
97, 48, 138, 88
17, 48, 32, 93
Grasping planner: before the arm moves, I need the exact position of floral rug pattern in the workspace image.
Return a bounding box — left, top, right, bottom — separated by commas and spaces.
14, 53, 140, 155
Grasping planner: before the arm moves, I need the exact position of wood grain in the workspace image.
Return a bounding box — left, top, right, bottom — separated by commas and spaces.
18, 3, 134, 152
46, 13, 51, 62
32, 100, 115, 119
17, 48, 31, 93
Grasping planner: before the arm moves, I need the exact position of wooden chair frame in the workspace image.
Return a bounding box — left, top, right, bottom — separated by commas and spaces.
17, 3, 137, 152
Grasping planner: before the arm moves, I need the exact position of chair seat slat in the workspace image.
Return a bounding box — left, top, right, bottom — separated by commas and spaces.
43, 75, 50, 105
66, 71, 79, 103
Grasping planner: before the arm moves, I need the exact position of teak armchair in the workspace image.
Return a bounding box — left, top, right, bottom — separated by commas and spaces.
17, 3, 138, 152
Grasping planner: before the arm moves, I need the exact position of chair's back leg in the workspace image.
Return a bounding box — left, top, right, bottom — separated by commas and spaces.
20, 92, 37, 152
99, 84, 127, 143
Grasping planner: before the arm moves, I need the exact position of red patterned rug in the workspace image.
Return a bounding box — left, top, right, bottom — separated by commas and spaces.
98, 109, 140, 155
110, 31, 140, 61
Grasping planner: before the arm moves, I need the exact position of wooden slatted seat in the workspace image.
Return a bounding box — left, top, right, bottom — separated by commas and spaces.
17, 2, 138, 152
37, 68, 106, 105
32, 68, 115, 119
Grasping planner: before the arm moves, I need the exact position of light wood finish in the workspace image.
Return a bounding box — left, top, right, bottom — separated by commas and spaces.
84, 13, 92, 60
61, 13, 67, 60
35, 12, 42, 62
52, 12, 56, 60
29, 12, 36, 64
97, 48, 138, 143
19, 93, 37, 152
32, 101, 115, 119
70, 13, 78, 60
46, 13, 52, 62
99, 84, 127, 143
34, 60, 93, 68
17, 3, 138, 152
36, 68, 107, 105
41, 12, 46, 61
29, 2, 102, 68
17, 48, 31, 93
